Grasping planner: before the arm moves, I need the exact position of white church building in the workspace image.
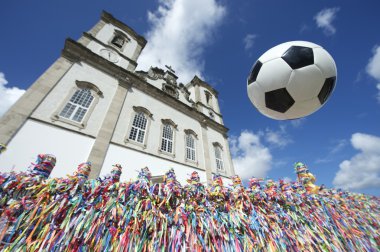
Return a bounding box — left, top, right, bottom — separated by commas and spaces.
0, 11, 235, 185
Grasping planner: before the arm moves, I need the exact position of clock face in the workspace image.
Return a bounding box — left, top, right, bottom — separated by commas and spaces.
99, 48, 119, 63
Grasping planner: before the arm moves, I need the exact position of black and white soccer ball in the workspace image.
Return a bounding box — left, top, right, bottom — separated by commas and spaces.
247, 41, 337, 120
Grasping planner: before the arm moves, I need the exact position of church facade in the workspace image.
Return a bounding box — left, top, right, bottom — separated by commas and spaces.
0, 11, 235, 185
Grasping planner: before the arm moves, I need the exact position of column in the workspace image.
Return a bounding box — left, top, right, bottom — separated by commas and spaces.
223, 135, 235, 176
87, 81, 130, 179
0, 57, 74, 145
201, 121, 213, 186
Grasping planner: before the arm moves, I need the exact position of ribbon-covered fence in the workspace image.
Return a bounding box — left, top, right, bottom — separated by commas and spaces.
0, 155, 379, 251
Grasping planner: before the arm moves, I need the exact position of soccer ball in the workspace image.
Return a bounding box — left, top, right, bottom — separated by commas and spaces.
247, 41, 337, 120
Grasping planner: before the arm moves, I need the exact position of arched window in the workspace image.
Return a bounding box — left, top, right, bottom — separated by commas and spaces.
159, 119, 177, 156
109, 29, 130, 51
205, 90, 213, 107
186, 134, 196, 161
60, 89, 94, 122
213, 142, 224, 172
161, 124, 174, 153
54, 81, 102, 128
184, 129, 198, 163
129, 112, 147, 143
126, 106, 153, 148
111, 35, 125, 48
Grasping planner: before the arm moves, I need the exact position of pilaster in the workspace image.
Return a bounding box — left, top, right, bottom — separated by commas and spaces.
131, 44, 143, 63
0, 57, 74, 145
195, 84, 201, 110
223, 135, 235, 176
200, 120, 213, 186
87, 81, 130, 178
214, 95, 222, 115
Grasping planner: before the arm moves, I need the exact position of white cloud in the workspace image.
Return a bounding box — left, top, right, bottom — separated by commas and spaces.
299, 24, 310, 34
0, 72, 25, 117
366, 45, 380, 80
315, 139, 347, 164
366, 45, 380, 102
315, 157, 332, 164
260, 125, 292, 148
314, 7, 340, 36
137, 0, 226, 83
333, 133, 380, 190
230, 130, 272, 180
243, 34, 257, 51
330, 139, 348, 154
289, 118, 306, 128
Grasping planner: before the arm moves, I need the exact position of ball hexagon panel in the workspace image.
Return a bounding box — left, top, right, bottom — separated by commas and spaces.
247, 61, 262, 84
247, 82, 266, 109
286, 65, 324, 102
265, 88, 295, 113
284, 97, 321, 119
313, 47, 337, 78
318, 77, 336, 105
281, 46, 314, 69
256, 58, 293, 92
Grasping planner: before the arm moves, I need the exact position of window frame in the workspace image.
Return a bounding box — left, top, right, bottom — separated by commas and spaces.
213, 142, 225, 174
52, 81, 103, 128
204, 90, 213, 108
184, 129, 198, 165
108, 29, 130, 52
125, 106, 153, 149
158, 119, 177, 158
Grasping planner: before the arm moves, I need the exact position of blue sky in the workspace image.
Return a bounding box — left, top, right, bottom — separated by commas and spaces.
1, 0, 379, 195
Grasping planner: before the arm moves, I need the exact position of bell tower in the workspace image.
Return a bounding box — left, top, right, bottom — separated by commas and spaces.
186, 76, 224, 125
77, 11, 147, 71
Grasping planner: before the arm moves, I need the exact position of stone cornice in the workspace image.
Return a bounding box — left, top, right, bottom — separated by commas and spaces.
161, 119, 178, 129
61, 39, 229, 135
133, 106, 153, 118
184, 129, 198, 138
212, 141, 224, 150
101, 11, 147, 48
195, 101, 223, 117
76, 80, 103, 96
